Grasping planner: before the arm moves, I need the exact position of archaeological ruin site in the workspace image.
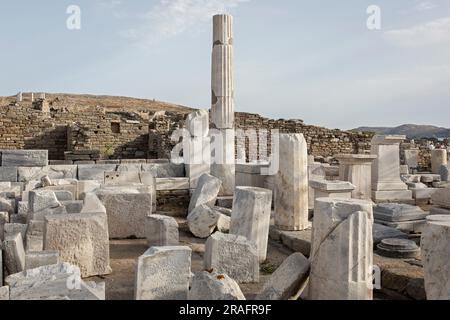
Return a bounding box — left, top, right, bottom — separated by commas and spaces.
0, 13, 449, 303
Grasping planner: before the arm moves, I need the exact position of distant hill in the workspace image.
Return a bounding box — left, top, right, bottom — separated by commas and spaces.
354, 124, 450, 139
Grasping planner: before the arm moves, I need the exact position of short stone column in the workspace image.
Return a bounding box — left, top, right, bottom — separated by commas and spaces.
431, 149, 448, 174
309, 180, 355, 202
310, 198, 374, 300
230, 187, 272, 262
371, 135, 412, 202
336, 154, 377, 200
421, 218, 450, 300
275, 134, 309, 231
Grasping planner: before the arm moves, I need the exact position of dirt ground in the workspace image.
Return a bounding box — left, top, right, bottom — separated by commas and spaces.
88, 221, 293, 300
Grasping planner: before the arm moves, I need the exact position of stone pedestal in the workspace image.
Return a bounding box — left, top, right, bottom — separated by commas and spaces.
309, 179, 355, 201
310, 198, 374, 300
336, 154, 377, 200
370, 135, 412, 202
275, 134, 309, 231
431, 149, 448, 174
421, 219, 450, 300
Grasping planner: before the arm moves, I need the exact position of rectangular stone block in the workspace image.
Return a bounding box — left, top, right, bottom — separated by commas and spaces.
61, 200, 84, 214
18, 165, 77, 182
96, 188, 152, 239
3, 232, 26, 275
156, 178, 190, 191
142, 163, 185, 178
230, 187, 272, 262
104, 171, 141, 185
44, 212, 111, 277
77, 164, 117, 181
204, 232, 259, 283
5, 263, 104, 300
0, 286, 9, 300
431, 187, 450, 209
4, 223, 27, 240
1, 150, 48, 167
135, 246, 192, 300
0, 167, 18, 182
25, 250, 59, 270
145, 215, 179, 247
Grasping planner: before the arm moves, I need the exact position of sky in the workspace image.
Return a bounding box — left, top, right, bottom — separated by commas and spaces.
0, 0, 449, 130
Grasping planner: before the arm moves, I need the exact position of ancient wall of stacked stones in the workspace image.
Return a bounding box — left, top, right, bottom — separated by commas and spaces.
0, 102, 149, 160
0, 102, 434, 166
234, 112, 374, 160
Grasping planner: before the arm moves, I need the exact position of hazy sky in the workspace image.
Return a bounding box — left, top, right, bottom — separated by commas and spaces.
1, 0, 449, 129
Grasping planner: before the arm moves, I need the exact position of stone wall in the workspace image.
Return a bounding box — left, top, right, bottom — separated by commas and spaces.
234, 112, 374, 161
0, 100, 149, 160
2, 100, 434, 167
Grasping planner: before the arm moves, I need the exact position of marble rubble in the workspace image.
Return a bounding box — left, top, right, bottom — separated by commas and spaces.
189, 271, 246, 300
5, 263, 105, 300
256, 253, 310, 300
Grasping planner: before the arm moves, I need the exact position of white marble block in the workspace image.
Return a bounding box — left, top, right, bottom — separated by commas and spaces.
309, 198, 374, 300
204, 232, 259, 283
3, 232, 26, 275
256, 252, 310, 300
135, 246, 192, 300
371, 135, 412, 201
421, 218, 450, 300
95, 187, 152, 239
145, 214, 179, 247
275, 134, 309, 231
336, 154, 377, 200
431, 187, 450, 209
310, 179, 355, 201
230, 187, 272, 262
431, 149, 448, 174
44, 212, 111, 277
5, 263, 105, 300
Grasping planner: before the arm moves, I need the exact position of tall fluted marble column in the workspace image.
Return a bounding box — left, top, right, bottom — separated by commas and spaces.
210, 14, 236, 196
